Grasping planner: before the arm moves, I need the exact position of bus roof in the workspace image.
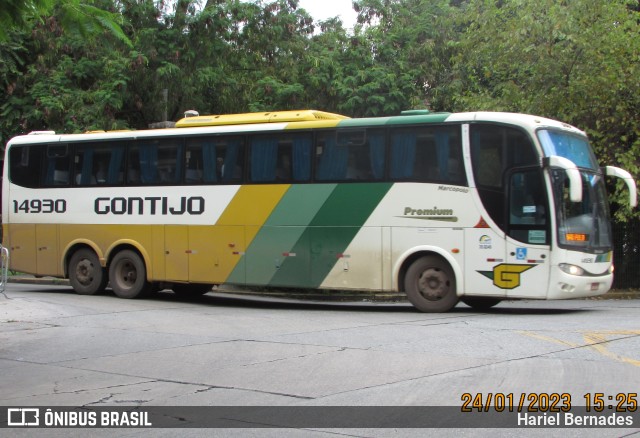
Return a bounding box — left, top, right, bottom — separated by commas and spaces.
7, 110, 586, 145
446, 112, 586, 136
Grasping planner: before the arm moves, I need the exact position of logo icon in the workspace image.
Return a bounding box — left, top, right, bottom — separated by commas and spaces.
479, 235, 492, 249
478, 264, 535, 289
7, 408, 40, 426
515, 248, 527, 260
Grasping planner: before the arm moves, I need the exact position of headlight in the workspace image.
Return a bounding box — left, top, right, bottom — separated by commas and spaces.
559, 263, 585, 276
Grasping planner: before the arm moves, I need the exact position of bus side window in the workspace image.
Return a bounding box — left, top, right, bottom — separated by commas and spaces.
75, 146, 97, 185
75, 143, 125, 186
9, 145, 43, 188
250, 134, 310, 183
390, 130, 417, 180
129, 139, 183, 185
45, 144, 70, 186
390, 126, 465, 185
316, 131, 346, 180
220, 138, 244, 182
470, 124, 539, 231
104, 145, 125, 184
185, 136, 244, 184
316, 129, 384, 181
289, 134, 311, 182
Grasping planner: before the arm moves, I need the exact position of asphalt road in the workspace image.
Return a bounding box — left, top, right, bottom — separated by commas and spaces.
0, 283, 639, 437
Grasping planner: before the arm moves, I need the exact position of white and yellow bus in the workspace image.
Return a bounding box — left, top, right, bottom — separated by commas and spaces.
2, 110, 637, 312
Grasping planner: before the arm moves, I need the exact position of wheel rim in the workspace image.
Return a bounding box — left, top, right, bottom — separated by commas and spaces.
75, 259, 95, 286
115, 259, 137, 290
417, 267, 450, 301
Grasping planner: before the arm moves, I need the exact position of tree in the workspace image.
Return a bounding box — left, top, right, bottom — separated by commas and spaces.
333, 0, 463, 115
0, 0, 53, 40
0, 0, 129, 45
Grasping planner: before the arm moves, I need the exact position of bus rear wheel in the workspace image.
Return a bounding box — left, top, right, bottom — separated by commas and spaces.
68, 248, 107, 295
404, 255, 458, 313
109, 250, 150, 299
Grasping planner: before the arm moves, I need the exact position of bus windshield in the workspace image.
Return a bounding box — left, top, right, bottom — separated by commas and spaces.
538, 129, 612, 252
550, 169, 612, 252
538, 129, 599, 170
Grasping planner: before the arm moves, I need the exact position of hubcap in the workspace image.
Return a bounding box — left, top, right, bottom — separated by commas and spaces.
417, 268, 449, 301
117, 260, 137, 288
75, 259, 94, 286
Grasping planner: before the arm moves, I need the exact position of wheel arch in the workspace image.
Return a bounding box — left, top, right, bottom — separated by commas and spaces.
105, 240, 153, 282
62, 240, 105, 278
394, 246, 464, 296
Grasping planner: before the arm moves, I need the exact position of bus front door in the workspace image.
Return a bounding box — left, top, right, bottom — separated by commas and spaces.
504, 168, 551, 298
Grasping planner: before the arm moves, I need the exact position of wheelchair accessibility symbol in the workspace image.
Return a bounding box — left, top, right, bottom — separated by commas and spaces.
516, 248, 527, 260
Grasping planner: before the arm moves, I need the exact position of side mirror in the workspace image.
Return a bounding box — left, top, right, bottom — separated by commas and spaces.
605, 166, 638, 208
543, 156, 582, 202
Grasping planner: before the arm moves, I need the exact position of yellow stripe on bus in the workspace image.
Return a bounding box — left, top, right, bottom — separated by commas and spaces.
216, 184, 291, 228
202, 184, 291, 282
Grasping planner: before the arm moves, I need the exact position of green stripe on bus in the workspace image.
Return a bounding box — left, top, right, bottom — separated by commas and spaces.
337, 117, 392, 128
229, 184, 337, 286
308, 183, 393, 227
269, 183, 392, 288
385, 113, 451, 125
335, 113, 451, 128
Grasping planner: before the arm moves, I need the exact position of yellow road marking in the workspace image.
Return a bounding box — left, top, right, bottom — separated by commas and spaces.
519, 330, 640, 367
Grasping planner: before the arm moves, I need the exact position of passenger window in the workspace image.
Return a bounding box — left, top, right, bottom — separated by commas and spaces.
9, 145, 43, 188
185, 136, 244, 184
315, 129, 385, 181
389, 125, 465, 184
75, 143, 125, 186
249, 133, 311, 183
470, 124, 538, 230
44, 144, 71, 186
129, 138, 183, 185
471, 125, 538, 189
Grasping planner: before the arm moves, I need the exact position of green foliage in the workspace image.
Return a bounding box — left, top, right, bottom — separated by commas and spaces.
57, 1, 131, 48
0, 0, 53, 40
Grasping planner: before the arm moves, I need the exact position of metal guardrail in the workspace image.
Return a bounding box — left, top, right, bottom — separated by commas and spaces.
0, 245, 9, 293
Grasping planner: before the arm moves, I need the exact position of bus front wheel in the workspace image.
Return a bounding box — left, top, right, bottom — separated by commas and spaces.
109, 250, 150, 299
68, 249, 108, 295
404, 256, 458, 313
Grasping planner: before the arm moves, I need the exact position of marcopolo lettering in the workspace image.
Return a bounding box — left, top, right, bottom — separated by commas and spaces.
95, 196, 205, 215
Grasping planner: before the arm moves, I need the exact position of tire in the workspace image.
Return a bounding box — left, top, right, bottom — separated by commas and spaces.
108, 250, 151, 299
404, 255, 458, 313
172, 283, 212, 297
68, 248, 108, 295
461, 297, 502, 310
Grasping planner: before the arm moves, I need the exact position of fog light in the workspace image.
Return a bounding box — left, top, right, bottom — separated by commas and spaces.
559, 263, 585, 276
559, 283, 576, 292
